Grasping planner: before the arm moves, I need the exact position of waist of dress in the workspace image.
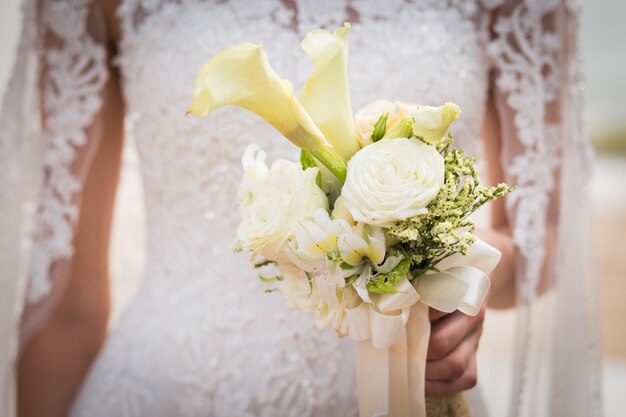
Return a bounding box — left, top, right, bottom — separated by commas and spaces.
141, 242, 251, 282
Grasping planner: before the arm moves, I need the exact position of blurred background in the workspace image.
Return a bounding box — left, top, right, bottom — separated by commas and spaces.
1, 0, 624, 415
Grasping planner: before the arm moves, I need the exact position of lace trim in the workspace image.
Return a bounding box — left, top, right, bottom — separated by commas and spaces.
488, 4, 563, 417
488, 0, 562, 299
488, 3, 602, 417
27, 0, 108, 303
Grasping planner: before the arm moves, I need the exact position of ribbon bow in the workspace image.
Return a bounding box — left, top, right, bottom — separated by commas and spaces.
345, 239, 501, 417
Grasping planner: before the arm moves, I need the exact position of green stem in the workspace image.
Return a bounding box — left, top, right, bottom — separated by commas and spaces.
310, 146, 348, 183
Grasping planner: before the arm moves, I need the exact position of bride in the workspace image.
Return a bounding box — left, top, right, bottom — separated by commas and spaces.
0, 0, 602, 416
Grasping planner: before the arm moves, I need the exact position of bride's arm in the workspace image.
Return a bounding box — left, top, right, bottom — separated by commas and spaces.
480, 80, 560, 309
17, 9, 124, 417
18, 70, 123, 417
478, 87, 518, 309
424, 84, 529, 395
424, 88, 518, 395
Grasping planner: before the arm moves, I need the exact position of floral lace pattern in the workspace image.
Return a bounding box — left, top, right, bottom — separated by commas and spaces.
488, 2, 601, 416
68, 1, 496, 416
27, 0, 108, 302
488, 0, 563, 300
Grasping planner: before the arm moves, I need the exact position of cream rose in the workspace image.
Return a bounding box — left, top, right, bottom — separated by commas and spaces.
237, 145, 328, 259
354, 100, 415, 147
340, 138, 444, 227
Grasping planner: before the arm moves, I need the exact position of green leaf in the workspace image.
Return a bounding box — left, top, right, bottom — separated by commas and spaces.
259, 275, 284, 284
254, 259, 274, 268
300, 150, 323, 188
326, 251, 342, 262
384, 116, 414, 139
340, 262, 354, 270
367, 257, 411, 295
345, 275, 359, 286
305, 271, 314, 298
300, 149, 317, 169
371, 113, 388, 142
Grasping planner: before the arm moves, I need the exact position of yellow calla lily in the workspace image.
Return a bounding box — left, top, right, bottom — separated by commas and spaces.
188, 43, 347, 182
299, 23, 360, 160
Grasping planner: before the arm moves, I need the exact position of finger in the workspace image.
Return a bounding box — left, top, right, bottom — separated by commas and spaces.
427, 308, 485, 360
425, 327, 481, 380
429, 308, 449, 322
425, 354, 478, 396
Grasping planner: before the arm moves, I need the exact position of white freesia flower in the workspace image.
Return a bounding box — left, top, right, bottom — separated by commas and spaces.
338, 223, 386, 266
287, 209, 351, 271
341, 138, 445, 227
411, 102, 461, 146
286, 209, 388, 311
353, 267, 374, 304
293, 210, 341, 256
237, 145, 328, 259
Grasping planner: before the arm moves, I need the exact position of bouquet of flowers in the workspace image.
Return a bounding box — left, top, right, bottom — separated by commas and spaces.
188, 23, 511, 417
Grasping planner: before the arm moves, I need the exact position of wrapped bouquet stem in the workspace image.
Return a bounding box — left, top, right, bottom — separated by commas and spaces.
188, 23, 511, 417
348, 238, 499, 417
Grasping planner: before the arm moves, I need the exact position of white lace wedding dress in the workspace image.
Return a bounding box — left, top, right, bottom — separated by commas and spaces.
0, 1, 603, 417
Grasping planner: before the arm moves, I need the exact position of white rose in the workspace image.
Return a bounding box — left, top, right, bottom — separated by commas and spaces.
237, 145, 328, 259
341, 138, 444, 227
354, 100, 415, 147
411, 102, 461, 147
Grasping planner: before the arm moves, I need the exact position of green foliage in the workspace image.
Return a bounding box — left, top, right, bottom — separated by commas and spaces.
367, 257, 411, 294
371, 113, 388, 142
300, 149, 317, 169
253, 259, 274, 268
259, 275, 283, 284
388, 142, 513, 273
300, 149, 323, 188
384, 116, 414, 139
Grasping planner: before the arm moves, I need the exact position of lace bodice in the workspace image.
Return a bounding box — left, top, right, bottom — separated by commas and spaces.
69, 1, 495, 416
116, 0, 491, 281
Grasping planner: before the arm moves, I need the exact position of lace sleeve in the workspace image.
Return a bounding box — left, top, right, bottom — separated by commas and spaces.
489, 1, 602, 416
0, 0, 109, 414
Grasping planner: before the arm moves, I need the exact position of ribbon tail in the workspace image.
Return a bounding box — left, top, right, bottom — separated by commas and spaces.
388, 327, 409, 417
356, 340, 389, 417
407, 303, 430, 416
356, 302, 431, 417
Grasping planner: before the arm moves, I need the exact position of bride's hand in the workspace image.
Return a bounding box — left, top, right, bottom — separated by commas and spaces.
424, 306, 485, 396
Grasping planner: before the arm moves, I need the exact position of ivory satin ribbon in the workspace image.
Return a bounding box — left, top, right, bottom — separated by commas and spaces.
346, 239, 501, 417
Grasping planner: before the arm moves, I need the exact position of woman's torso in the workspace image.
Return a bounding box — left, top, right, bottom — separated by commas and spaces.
71, 1, 494, 416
